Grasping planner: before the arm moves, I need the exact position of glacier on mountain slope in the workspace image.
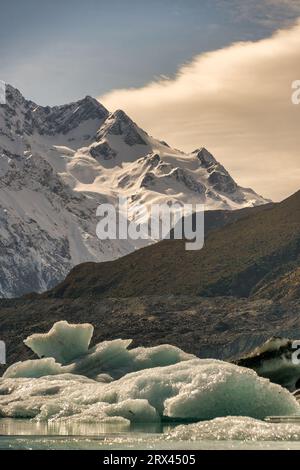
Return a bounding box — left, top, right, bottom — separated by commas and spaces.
0, 321, 298, 425
0, 85, 269, 297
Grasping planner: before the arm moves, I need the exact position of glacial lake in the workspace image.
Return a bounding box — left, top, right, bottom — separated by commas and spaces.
1, 419, 300, 450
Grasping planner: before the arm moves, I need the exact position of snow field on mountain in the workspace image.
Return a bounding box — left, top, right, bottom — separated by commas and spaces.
0, 85, 269, 296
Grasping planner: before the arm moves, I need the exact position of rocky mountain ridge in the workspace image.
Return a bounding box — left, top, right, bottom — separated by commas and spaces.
0, 84, 269, 297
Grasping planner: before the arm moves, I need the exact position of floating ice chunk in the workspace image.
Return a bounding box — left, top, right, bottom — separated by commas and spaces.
167, 416, 300, 441
3, 338, 192, 381
68, 339, 133, 378
110, 359, 300, 420
24, 321, 94, 364
104, 399, 160, 423
67, 399, 160, 423
36, 400, 84, 421
69, 341, 193, 379
1, 359, 298, 423
2, 322, 300, 424
18, 321, 193, 380
3, 358, 63, 379
236, 337, 300, 391
0, 375, 98, 421
130, 345, 194, 373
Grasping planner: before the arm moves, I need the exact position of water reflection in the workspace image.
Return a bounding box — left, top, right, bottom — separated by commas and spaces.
0, 418, 163, 436
1, 419, 300, 450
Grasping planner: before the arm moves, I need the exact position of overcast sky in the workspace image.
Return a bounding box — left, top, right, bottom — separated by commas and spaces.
1, 0, 300, 200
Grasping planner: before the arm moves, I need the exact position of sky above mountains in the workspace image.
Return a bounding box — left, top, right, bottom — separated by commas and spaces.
2, 0, 299, 105
101, 19, 300, 201
1, 0, 300, 200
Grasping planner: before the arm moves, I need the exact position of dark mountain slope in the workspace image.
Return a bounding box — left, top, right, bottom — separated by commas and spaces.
253, 266, 300, 301
0, 85, 268, 298
42, 190, 300, 300
1, 193, 299, 374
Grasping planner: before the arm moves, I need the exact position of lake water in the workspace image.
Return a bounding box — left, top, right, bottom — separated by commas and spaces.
1, 419, 300, 450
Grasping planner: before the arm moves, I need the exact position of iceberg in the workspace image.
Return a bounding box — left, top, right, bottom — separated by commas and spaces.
105, 359, 300, 421
166, 416, 300, 441
69, 341, 194, 379
3, 358, 63, 379
24, 321, 94, 364
7, 322, 193, 380
1, 321, 299, 424
236, 337, 300, 391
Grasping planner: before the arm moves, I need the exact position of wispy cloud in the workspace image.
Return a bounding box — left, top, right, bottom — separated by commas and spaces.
100, 20, 300, 201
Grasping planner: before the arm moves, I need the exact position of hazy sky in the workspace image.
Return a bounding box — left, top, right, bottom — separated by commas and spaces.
2, 0, 299, 105
1, 0, 300, 200
101, 19, 300, 201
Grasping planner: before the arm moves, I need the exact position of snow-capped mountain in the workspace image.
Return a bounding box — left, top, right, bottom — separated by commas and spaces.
0, 85, 269, 298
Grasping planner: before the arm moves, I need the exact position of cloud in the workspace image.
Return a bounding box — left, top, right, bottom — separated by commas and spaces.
100, 20, 300, 201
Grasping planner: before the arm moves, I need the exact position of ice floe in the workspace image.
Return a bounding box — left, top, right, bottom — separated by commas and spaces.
2, 358, 63, 379
1, 321, 300, 424
236, 337, 300, 391
166, 416, 300, 441
24, 321, 94, 364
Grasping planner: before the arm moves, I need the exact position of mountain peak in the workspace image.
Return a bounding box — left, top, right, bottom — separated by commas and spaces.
5, 84, 27, 106
193, 147, 218, 168
0, 85, 271, 298
1, 84, 109, 138
112, 109, 131, 122
97, 108, 148, 146
79, 95, 108, 116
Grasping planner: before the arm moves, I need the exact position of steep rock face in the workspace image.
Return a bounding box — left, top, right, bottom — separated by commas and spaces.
0, 85, 269, 297
0, 151, 133, 298
97, 109, 148, 146
0, 88, 132, 298
3, 85, 109, 138
195, 148, 238, 195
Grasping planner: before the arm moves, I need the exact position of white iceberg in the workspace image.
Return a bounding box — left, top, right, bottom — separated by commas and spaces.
2, 358, 63, 379
68, 341, 194, 379
6, 324, 193, 380
166, 416, 300, 441
24, 321, 94, 364
1, 321, 299, 424
1, 361, 299, 424
105, 359, 300, 421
